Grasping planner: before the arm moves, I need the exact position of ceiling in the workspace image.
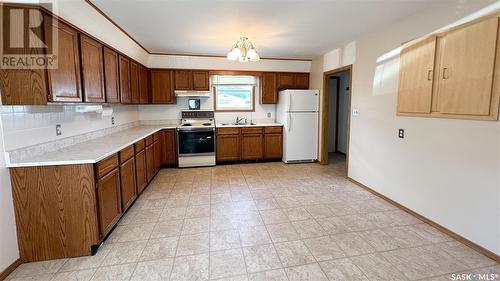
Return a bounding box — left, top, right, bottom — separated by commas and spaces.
89, 0, 464, 60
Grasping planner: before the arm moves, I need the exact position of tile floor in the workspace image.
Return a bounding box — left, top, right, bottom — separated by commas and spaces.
6, 156, 499, 281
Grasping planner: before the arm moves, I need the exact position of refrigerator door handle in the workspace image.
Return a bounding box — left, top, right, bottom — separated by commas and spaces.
287, 113, 291, 131
287, 94, 292, 112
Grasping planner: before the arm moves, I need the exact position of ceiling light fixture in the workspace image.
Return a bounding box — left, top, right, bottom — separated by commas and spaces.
227, 37, 260, 62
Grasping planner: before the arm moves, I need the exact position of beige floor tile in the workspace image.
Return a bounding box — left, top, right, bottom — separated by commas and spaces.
274, 196, 302, 209
139, 237, 178, 261
285, 263, 329, 281
303, 204, 334, 219
437, 241, 497, 269
291, 219, 327, 239
176, 232, 209, 256
9, 259, 67, 278
243, 244, 282, 273
255, 198, 280, 210
130, 258, 173, 281
266, 223, 300, 243
213, 275, 249, 281
108, 223, 155, 243
248, 269, 288, 281
182, 217, 210, 234
159, 207, 186, 221
383, 225, 431, 248
210, 248, 247, 279
317, 217, 350, 234
358, 229, 403, 251
260, 209, 290, 224
186, 204, 211, 218
59, 243, 112, 272
90, 263, 136, 281
303, 236, 346, 261
332, 232, 375, 256
282, 207, 312, 221
351, 253, 408, 280
119, 209, 162, 225
210, 230, 241, 251
275, 240, 315, 267
170, 253, 209, 281
6, 274, 54, 281
101, 240, 147, 266
341, 214, 376, 231
133, 198, 168, 210
319, 258, 368, 281
239, 226, 272, 247
150, 219, 183, 238
51, 269, 96, 281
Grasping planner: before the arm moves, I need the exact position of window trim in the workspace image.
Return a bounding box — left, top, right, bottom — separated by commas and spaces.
213, 85, 256, 112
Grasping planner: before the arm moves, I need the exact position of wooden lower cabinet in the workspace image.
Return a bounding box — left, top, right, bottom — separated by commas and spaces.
135, 149, 147, 194
154, 139, 161, 173
120, 157, 137, 211
96, 167, 122, 238
241, 128, 264, 160
216, 128, 240, 162
162, 129, 178, 165
264, 128, 283, 160
146, 144, 155, 182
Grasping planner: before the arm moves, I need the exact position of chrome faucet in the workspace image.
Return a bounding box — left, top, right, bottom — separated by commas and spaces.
235, 116, 247, 125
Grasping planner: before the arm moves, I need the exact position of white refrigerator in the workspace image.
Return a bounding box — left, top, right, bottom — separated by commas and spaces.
276, 89, 320, 163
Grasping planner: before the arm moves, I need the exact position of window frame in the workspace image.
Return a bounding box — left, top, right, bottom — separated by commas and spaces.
213, 84, 256, 112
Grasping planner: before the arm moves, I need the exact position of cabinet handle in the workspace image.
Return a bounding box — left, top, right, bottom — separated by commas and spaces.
442, 68, 449, 79
427, 70, 433, 81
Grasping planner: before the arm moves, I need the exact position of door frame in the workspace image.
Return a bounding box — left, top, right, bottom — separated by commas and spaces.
320, 65, 353, 169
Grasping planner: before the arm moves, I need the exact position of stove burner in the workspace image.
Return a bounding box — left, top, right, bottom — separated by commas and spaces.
182, 124, 192, 126
202, 123, 212, 126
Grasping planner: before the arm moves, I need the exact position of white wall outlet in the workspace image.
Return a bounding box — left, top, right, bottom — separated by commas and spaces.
111, 116, 115, 125
352, 108, 360, 117
55, 124, 62, 136
267, 112, 272, 118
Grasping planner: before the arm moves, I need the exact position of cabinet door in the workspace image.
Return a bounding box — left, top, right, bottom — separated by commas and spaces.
119, 56, 131, 104
294, 73, 309, 89
120, 157, 137, 211
241, 134, 264, 160
397, 36, 436, 114
80, 35, 105, 103
192, 71, 209, 90
130, 61, 140, 104
261, 72, 278, 104
151, 70, 175, 104
437, 17, 498, 116
135, 149, 147, 194
103, 47, 120, 103
47, 22, 82, 102
154, 140, 161, 173
174, 70, 192, 90
139, 66, 149, 104
217, 135, 240, 162
96, 168, 122, 237
146, 145, 155, 183
277, 73, 294, 89
162, 129, 177, 165
264, 134, 283, 159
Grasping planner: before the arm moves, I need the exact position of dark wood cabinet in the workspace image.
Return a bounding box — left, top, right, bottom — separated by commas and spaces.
162, 129, 177, 165
119, 55, 131, 104
135, 145, 147, 194
96, 167, 122, 237
80, 35, 105, 103
174, 70, 192, 90
294, 73, 309, 89
145, 144, 155, 183
47, 21, 82, 102
139, 66, 149, 104
153, 139, 161, 173
264, 127, 283, 159
151, 70, 175, 104
119, 148, 137, 211
277, 73, 295, 89
261, 72, 278, 104
241, 127, 264, 160
192, 71, 210, 90
216, 128, 241, 162
174, 70, 209, 91
103, 47, 120, 103
130, 61, 140, 104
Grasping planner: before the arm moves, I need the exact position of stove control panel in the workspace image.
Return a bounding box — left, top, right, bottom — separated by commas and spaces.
181, 111, 214, 119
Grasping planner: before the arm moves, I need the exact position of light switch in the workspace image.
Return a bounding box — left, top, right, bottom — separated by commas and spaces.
398, 129, 404, 138
55, 124, 62, 136
352, 108, 360, 117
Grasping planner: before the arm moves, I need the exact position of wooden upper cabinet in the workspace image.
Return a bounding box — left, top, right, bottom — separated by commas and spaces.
277, 73, 294, 89
79, 35, 105, 103
294, 73, 310, 89
96, 167, 122, 237
174, 70, 192, 90
119, 55, 131, 104
261, 72, 278, 104
437, 17, 498, 116
139, 66, 149, 104
192, 71, 209, 90
103, 47, 120, 103
46, 21, 82, 102
130, 61, 140, 104
397, 36, 436, 114
151, 70, 175, 104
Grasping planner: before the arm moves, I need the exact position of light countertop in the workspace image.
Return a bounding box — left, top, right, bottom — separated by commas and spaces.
6, 125, 179, 168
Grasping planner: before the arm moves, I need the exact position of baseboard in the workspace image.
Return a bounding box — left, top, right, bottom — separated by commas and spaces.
347, 177, 500, 264
0, 258, 22, 281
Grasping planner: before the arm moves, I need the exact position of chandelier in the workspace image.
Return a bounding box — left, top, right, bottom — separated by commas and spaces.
227, 37, 260, 62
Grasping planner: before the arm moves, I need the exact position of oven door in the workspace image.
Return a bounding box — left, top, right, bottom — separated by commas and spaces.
177, 128, 215, 156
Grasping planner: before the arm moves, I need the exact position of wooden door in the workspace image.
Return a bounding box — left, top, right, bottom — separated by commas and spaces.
119, 56, 131, 104
139, 66, 149, 104
437, 17, 499, 116
103, 47, 120, 103
130, 61, 140, 104
397, 36, 436, 114
294, 73, 310, 89
79, 35, 105, 103
162, 129, 177, 165
96, 168, 122, 237
135, 149, 147, 194
154, 140, 161, 173
261, 72, 278, 104
151, 70, 175, 104
146, 145, 155, 183
192, 71, 209, 90
120, 157, 137, 211
264, 134, 283, 159
241, 134, 264, 160
216, 128, 241, 162
174, 70, 192, 90
47, 22, 82, 102
277, 73, 294, 89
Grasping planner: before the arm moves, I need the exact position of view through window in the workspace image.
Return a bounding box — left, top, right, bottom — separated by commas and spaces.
213, 75, 256, 111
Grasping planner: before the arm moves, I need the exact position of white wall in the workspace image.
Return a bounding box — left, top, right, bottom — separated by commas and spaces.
348, 2, 500, 255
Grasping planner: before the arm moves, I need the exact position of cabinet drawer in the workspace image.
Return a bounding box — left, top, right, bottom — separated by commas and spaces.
153, 131, 161, 142
134, 139, 145, 153
217, 127, 240, 135
119, 145, 134, 163
96, 154, 119, 179
264, 126, 283, 134
145, 135, 154, 146
241, 127, 263, 134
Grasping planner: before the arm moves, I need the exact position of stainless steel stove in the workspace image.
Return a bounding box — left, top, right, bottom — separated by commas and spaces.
176, 111, 215, 168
